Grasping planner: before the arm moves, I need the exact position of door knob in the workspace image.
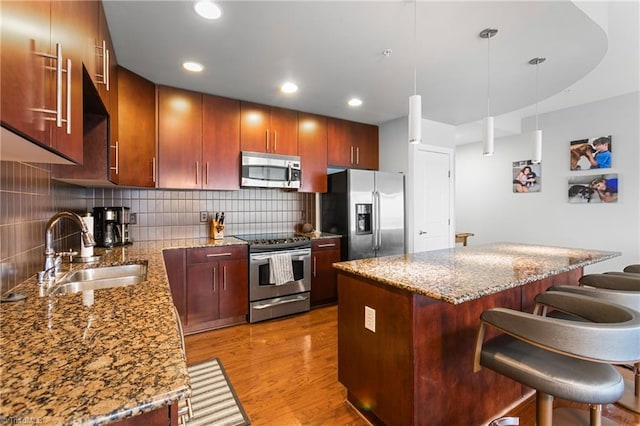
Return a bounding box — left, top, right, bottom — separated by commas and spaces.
418, 230, 427, 235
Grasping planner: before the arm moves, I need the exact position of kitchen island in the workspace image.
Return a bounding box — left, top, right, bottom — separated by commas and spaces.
333, 242, 619, 426
0, 237, 245, 425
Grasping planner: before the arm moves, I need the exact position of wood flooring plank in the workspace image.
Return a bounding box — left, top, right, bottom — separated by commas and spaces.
185, 306, 640, 426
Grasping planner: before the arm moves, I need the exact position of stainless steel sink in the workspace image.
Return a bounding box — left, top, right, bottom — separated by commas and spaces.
51, 264, 148, 295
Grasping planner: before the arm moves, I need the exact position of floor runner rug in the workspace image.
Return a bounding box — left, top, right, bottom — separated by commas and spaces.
180, 358, 251, 426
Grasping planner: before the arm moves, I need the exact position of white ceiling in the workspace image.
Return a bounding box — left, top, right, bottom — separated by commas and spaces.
103, 1, 639, 144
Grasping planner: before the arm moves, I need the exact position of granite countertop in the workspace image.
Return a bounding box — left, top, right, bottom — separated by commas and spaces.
297, 232, 342, 240
333, 242, 620, 304
0, 237, 246, 425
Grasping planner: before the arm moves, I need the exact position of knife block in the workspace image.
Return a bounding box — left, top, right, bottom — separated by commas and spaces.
210, 220, 225, 240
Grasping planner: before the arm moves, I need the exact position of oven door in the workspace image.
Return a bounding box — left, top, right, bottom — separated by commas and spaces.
249, 248, 311, 301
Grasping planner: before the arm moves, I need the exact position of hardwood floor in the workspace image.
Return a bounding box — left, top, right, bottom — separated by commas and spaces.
185, 305, 640, 426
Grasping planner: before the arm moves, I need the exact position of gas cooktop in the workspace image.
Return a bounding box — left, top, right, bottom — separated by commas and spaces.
235, 233, 311, 252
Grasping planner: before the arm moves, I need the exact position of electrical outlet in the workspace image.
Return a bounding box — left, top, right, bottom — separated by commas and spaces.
200, 211, 208, 222
129, 213, 137, 224
364, 306, 376, 333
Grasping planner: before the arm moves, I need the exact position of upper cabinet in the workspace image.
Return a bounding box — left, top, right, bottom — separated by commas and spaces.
1, 0, 84, 163
157, 86, 242, 190
298, 113, 328, 193
157, 86, 203, 190
240, 102, 298, 156
117, 66, 156, 188
327, 118, 379, 170
203, 94, 241, 190
94, 2, 115, 113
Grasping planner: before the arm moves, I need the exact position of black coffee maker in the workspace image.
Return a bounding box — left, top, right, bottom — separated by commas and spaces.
93, 207, 131, 247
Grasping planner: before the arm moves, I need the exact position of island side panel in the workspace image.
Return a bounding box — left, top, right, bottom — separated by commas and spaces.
520, 268, 582, 313
412, 289, 522, 426
338, 272, 415, 426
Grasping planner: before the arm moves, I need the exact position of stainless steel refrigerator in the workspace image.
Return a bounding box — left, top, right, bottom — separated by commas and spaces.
321, 169, 405, 260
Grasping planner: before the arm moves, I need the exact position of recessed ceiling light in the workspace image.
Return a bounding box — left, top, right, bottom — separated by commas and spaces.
183, 61, 204, 72
281, 82, 298, 94
194, 0, 222, 20
348, 98, 363, 107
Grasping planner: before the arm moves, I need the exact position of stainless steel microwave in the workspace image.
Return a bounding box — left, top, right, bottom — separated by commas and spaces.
241, 151, 302, 189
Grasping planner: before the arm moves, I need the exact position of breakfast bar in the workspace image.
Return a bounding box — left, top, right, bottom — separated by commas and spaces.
333, 242, 619, 426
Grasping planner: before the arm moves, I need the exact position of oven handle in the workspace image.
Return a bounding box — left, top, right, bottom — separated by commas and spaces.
251, 250, 310, 261
252, 295, 309, 310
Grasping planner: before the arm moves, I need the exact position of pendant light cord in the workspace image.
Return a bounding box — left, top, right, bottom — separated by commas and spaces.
535, 61, 539, 131
413, 0, 417, 96
487, 34, 491, 117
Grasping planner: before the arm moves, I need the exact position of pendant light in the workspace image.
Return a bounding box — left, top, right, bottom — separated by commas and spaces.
530, 57, 545, 163
479, 28, 498, 156
408, 0, 422, 144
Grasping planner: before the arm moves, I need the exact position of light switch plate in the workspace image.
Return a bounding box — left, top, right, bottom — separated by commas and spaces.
364, 306, 376, 333
200, 211, 208, 222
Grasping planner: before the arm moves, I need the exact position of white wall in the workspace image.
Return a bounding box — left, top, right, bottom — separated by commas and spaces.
455, 92, 640, 273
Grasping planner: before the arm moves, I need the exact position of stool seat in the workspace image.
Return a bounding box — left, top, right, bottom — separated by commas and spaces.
481, 334, 624, 404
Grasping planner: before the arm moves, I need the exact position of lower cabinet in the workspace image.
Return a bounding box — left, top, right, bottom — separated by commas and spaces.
112, 402, 178, 426
164, 245, 248, 335
310, 238, 341, 307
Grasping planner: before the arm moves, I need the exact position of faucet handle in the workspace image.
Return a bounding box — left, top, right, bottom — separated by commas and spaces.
56, 250, 78, 263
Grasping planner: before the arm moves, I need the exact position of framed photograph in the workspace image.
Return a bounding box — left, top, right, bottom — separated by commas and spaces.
512, 160, 541, 193
568, 174, 618, 203
569, 135, 612, 170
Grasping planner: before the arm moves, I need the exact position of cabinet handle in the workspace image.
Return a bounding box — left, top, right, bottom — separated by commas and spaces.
96, 40, 107, 86
223, 266, 227, 290
273, 130, 277, 152
266, 129, 270, 152
350, 146, 354, 164
356, 147, 360, 164
32, 43, 66, 129
206, 252, 232, 257
105, 48, 110, 91
64, 58, 71, 134
313, 256, 317, 277
195, 161, 199, 185
205, 162, 209, 186
212, 266, 216, 291
110, 141, 119, 175
317, 243, 336, 248
152, 157, 156, 183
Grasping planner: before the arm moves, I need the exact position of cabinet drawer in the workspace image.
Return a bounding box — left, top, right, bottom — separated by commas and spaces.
187, 245, 247, 264
311, 238, 340, 251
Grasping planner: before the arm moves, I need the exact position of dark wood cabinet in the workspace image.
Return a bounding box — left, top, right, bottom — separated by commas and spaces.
94, 2, 115, 113
311, 238, 341, 307
328, 117, 378, 170
298, 113, 328, 193
117, 67, 157, 187
1, 0, 85, 163
112, 402, 178, 426
240, 102, 298, 155
157, 86, 203, 189
202, 94, 241, 190
184, 245, 248, 334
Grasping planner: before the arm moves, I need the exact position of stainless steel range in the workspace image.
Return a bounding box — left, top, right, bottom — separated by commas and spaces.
235, 233, 311, 323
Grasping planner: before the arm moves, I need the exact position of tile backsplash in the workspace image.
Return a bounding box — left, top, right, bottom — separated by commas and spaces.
1, 160, 315, 293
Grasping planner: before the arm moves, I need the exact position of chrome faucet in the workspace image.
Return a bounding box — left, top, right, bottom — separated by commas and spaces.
41, 211, 95, 283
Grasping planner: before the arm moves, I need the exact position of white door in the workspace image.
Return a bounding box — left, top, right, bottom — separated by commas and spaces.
413, 147, 453, 252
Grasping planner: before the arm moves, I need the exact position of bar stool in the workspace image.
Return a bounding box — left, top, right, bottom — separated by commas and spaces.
550, 273, 640, 415
624, 264, 640, 273
474, 291, 640, 426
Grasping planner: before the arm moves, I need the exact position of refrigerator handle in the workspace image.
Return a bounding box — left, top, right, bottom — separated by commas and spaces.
372, 191, 378, 251
376, 190, 382, 251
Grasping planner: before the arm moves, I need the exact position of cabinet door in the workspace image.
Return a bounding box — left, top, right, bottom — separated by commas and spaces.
163, 249, 186, 325
311, 239, 341, 307
354, 122, 379, 170
158, 86, 202, 189
108, 57, 119, 183
203, 95, 240, 190
95, 3, 113, 112
1, 1, 52, 148
327, 117, 353, 168
187, 262, 220, 325
240, 102, 270, 153
118, 67, 156, 187
218, 258, 248, 319
270, 107, 298, 155
298, 113, 327, 192
50, 0, 85, 163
